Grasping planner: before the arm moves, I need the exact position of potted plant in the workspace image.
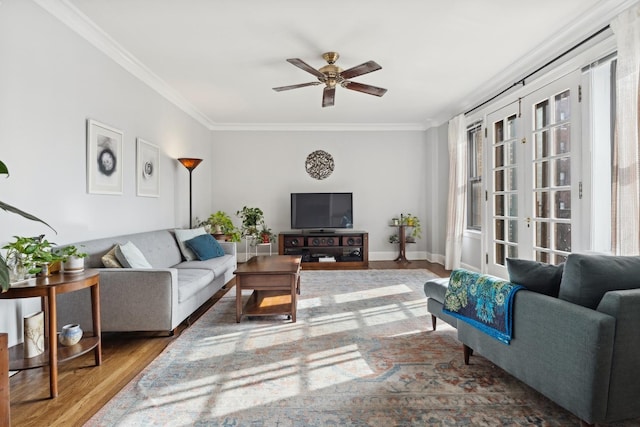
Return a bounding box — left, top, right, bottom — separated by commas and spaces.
388, 234, 400, 244
2, 235, 62, 279
1, 160, 56, 290
55, 245, 88, 273
236, 206, 264, 239
258, 225, 276, 244
206, 210, 241, 242
402, 213, 422, 242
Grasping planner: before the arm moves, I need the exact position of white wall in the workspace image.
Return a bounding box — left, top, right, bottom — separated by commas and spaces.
211, 130, 435, 261
0, 1, 213, 345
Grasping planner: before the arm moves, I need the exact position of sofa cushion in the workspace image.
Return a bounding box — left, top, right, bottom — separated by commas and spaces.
174, 227, 207, 261
424, 278, 451, 303
174, 254, 235, 279
185, 234, 225, 260
101, 245, 123, 268
176, 268, 215, 302
506, 258, 564, 297
558, 253, 640, 309
115, 241, 152, 269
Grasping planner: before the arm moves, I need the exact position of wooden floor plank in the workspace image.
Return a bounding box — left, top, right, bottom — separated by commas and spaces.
8, 261, 448, 426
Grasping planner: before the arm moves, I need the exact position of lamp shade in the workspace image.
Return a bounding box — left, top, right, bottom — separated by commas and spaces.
178, 158, 203, 171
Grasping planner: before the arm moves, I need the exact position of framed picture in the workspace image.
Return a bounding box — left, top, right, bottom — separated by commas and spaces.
87, 119, 123, 195
136, 138, 160, 197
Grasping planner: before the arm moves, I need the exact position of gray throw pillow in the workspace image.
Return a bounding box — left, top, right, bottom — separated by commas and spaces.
557, 253, 640, 309
115, 241, 152, 269
506, 258, 564, 297
174, 227, 207, 261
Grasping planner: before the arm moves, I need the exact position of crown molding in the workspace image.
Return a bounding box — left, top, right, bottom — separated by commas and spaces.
33, 0, 432, 133
456, 0, 638, 119
34, 0, 217, 130
210, 122, 431, 132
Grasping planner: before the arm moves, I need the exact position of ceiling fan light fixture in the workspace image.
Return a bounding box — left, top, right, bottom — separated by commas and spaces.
322, 51, 340, 64
272, 51, 387, 107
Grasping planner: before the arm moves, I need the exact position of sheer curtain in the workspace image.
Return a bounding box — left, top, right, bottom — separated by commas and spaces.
445, 114, 466, 270
611, 5, 640, 255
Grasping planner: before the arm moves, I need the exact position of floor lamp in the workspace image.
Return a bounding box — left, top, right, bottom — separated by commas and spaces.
177, 158, 203, 229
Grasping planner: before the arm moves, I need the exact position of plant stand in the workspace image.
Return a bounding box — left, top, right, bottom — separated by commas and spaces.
392, 224, 411, 264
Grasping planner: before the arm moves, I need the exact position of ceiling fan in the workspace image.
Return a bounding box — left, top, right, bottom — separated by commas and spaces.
272, 52, 387, 107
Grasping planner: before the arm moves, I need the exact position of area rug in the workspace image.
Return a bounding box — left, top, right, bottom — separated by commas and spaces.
88, 270, 616, 426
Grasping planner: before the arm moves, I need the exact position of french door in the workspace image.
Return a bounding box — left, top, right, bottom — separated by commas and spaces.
486, 70, 581, 277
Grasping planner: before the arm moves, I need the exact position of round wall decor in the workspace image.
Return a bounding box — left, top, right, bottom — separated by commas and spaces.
305, 150, 334, 180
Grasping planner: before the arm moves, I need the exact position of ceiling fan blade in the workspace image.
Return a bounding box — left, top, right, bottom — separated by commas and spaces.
287, 58, 326, 80
340, 61, 382, 80
342, 81, 387, 97
322, 86, 336, 108
273, 81, 321, 92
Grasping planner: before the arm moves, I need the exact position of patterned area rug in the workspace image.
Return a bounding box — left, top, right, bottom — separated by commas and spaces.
87, 270, 622, 426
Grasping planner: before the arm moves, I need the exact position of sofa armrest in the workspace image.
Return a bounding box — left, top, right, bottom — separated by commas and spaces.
219, 242, 237, 257
597, 289, 640, 421
458, 290, 615, 423
96, 268, 179, 331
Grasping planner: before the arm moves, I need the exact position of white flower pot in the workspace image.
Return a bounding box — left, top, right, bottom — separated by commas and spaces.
63, 256, 85, 273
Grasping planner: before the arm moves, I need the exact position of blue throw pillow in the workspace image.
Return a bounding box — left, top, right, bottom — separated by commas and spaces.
185, 234, 225, 260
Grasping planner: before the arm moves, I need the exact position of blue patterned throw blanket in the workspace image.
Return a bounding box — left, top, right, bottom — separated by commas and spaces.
443, 269, 523, 344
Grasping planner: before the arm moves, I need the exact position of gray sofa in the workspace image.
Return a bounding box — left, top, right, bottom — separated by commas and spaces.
56, 229, 237, 334
424, 254, 640, 425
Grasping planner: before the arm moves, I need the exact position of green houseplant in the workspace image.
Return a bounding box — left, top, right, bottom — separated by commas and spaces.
206, 211, 241, 242
55, 245, 88, 273
3, 235, 62, 279
403, 213, 422, 242
1, 160, 56, 291
236, 206, 264, 239
258, 224, 276, 244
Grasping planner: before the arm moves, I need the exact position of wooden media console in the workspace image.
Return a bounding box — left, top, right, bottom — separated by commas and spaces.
278, 230, 368, 269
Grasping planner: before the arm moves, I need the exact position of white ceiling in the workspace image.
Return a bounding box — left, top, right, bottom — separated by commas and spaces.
40, 0, 633, 130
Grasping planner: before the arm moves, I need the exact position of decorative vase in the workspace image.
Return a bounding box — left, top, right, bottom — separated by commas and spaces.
23, 311, 45, 358
63, 256, 85, 274
59, 324, 83, 346
7, 253, 28, 283
37, 263, 51, 277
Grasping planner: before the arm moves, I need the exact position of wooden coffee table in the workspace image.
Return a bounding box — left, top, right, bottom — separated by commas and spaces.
234, 255, 301, 322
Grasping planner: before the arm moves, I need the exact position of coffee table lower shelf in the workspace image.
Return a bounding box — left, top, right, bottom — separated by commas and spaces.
243, 290, 294, 319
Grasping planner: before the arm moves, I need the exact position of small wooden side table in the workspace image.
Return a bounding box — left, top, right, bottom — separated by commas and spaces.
0, 270, 102, 398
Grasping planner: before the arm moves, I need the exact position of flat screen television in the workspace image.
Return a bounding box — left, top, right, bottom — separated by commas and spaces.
291, 192, 353, 230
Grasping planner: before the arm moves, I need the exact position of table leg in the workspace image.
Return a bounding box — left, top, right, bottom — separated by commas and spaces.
47, 287, 58, 398
90, 282, 102, 366
236, 277, 242, 323
290, 274, 297, 323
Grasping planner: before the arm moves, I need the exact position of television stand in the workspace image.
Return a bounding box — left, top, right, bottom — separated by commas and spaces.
278, 230, 368, 270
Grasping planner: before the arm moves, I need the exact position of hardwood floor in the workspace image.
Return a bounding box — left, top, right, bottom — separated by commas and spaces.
8, 261, 448, 426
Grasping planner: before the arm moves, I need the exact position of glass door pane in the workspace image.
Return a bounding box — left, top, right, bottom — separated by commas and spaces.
530, 88, 574, 263
483, 70, 580, 277
486, 101, 521, 277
